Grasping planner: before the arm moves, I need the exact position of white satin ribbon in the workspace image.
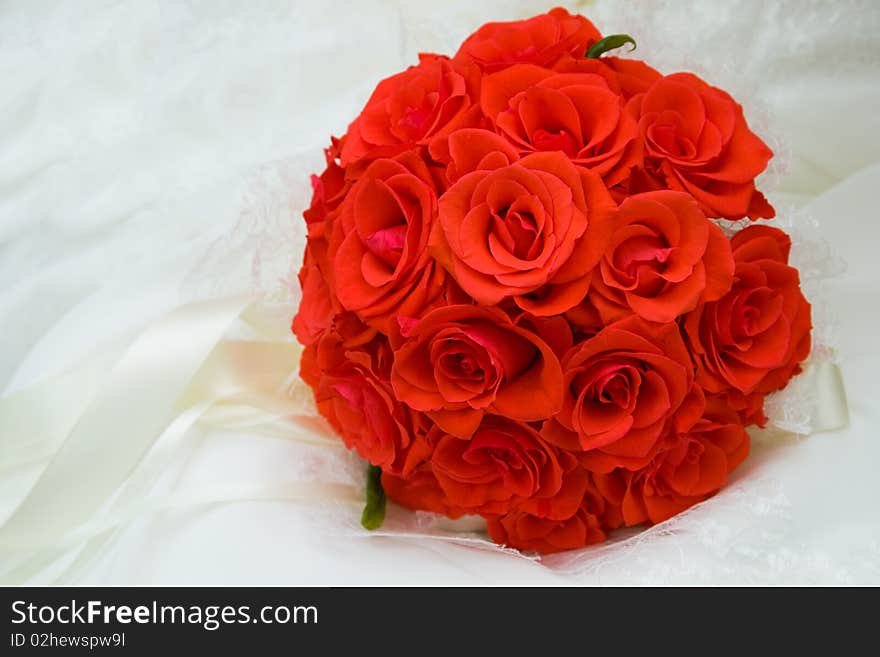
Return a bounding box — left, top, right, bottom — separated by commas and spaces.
0, 295, 364, 577
799, 359, 849, 433
0, 296, 251, 547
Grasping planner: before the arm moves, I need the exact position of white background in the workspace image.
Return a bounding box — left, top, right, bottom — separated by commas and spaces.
1, 0, 879, 584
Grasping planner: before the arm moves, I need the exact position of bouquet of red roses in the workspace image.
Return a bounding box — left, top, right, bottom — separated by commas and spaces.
292, 8, 811, 553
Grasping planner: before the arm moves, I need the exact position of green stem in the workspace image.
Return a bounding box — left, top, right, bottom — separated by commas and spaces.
360, 464, 386, 530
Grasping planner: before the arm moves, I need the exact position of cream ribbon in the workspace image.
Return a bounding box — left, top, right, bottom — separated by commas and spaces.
797, 360, 849, 434
0, 294, 849, 583
1, 296, 251, 547
0, 295, 360, 582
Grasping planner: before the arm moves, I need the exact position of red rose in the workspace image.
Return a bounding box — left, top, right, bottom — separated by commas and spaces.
382, 467, 466, 519
480, 64, 640, 185
291, 246, 336, 346
515, 453, 590, 520
391, 305, 563, 437
683, 224, 812, 397
430, 416, 564, 515
486, 477, 611, 553
595, 397, 750, 525
428, 128, 521, 187
341, 54, 479, 166
295, 139, 352, 345
626, 72, 775, 220
299, 311, 380, 389
430, 151, 616, 316
543, 316, 703, 470
595, 57, 662, 100
328, 151, 446, 334
719, 389, 768, 427
487, 506, 603, 554
551, 55, 662, 102
303, 137, 350, 231
454, 7, 601, 73
302, 330, 419, 476
589, 190, 735, 323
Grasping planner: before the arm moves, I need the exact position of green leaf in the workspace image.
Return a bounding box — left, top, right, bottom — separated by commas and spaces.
585, 34, 637, 59
360, 464, 386, 530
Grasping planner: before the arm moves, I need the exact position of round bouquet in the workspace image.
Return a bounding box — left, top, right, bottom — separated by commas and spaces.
292, 7, 811, 553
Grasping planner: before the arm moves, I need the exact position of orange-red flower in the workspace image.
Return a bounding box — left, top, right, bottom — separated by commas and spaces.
542, 316, 703, 471
341, 54, 480, 165
302, 329, 417, 476
486, 477, 613, 553
391, 305, 563, 437
594, 397, 750, 525
454, 7, 601, 73
430, 151, 616, 316
626, 72, 775, 220
430, 416, 565, 515
382, 467, 466, 519
684, 224, 812, 399
328, 152, 446, 334
589, 190, 734, 323
479, 63, 640, 185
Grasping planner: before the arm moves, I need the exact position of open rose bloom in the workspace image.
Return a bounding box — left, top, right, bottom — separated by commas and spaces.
293, 8, 812, 554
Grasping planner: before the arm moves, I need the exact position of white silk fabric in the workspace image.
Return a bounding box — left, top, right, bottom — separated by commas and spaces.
0, 0, 878, 584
